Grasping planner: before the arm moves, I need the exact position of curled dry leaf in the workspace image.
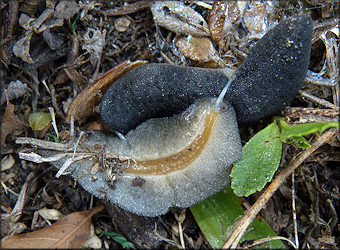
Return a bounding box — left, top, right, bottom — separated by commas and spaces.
1, 154, 15, 171
36, 0, 79, 33
81, 224, 102, 249
0, 80, 31, 105
38, 207, 64, 221
29, 112, 52, 131
18, 13, 35, 30
243, 1, 266, 34
150, 1, 210, 37
42, 29, 64, 50
13, 0, 79, 64
1, 205, 104, 249
175, 36, 217, 61
66, 60, 148, 124
114, 17, 132, 32
1, 103, 25, 148
82, 28, 107, 66
12, 30, 34, 64
208, 1, 240, 50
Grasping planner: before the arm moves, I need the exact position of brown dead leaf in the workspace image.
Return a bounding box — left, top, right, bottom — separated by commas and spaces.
175, 36, 225, 66
12, 30, 34, 64
208, 1, 240, 51
175, 36, 214, 61
86, 120, 106, 131
243, 1, 266, 34
115, 17, 132, 32
104, 0, 152, 16
150, 1, 210, 36
66, 60, 148, 124
1, 205, 104, 249
82, 28, 107, 66
1, 103, 25, 148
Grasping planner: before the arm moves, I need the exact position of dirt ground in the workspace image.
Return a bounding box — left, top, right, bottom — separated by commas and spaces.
1, 0, 339, 248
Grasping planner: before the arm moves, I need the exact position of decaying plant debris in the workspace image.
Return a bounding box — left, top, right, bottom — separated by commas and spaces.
1, 0, 339, 248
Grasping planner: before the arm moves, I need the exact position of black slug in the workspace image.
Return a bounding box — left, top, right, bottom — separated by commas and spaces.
46, 98, 242, 216
101, 14, 312, 134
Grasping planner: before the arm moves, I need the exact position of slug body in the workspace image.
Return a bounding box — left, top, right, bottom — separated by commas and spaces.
101, 14, 312, 134
46, 99, 242, 216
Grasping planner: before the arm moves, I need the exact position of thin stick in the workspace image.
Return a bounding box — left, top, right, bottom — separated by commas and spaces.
304, 70, 336, 87
10, 172, 36, 217
292, 171, 299, 249
16, 137, 71, 151
221, 128, 338, 249
70, 116, 75, 138
49, 107, 59, 139
178, 220, 185, 249
55, 155, 86, 178
243, 236, 297, 248
72, 131, 84, 160
299, 90, 339, 110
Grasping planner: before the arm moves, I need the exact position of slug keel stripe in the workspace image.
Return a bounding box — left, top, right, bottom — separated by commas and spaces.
125, 109, 218, 175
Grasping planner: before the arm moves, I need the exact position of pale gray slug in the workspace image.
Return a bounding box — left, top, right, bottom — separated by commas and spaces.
46, 98, 242, 216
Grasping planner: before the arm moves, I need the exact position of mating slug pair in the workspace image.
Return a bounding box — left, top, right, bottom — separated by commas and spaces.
48, 15, 312, 216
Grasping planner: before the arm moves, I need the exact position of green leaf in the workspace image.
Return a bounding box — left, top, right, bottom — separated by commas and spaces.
279, 119, 338, 145
231, 122, 282, 197
286, 136, 311, 148
72, 12, 81, 31
46, 134, 60, 143
191, 185, 286, 249
29, 112, 52, 131
103, 231, 136, 249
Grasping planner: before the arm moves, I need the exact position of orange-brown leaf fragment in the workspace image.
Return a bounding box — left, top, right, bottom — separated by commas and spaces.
208, 1, 240, 50
1, 103, 25, 148
66, 60, 148, 124
243, 2, 266, 34
175, 36, 215, 61
1, 205, 104, 249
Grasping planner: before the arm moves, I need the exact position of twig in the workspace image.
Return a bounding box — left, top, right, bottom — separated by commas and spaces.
18, 152, 65, 163
42, 79, 51, 95
242, 236, 297, 249
304, 70, 337, 87
154, 223, 183, 248
72, 131, 84, 160
194, 1, 212, 9
1, 181, 19, 196
221, 128, 338, 249
10, 172, 36, 217
326, 199, 338, 232
299, 90, 339, 110
48, 107, 59, 139
16, 137, 72, 151
175, 210, 186, 249
92, 28, 106, 82
55, 155, 87, 178
292, 171, 299, 249
49, 84, 66, 121
70, 116, 75, 138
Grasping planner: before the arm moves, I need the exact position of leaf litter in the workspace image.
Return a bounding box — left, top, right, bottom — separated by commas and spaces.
1, 0, 339, 249
1, 205, 104, 248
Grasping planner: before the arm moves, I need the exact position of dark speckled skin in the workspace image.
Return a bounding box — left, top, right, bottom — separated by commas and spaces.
101, 15, 312, 134
226, 14, 313, 124
101, 66, 231, 133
